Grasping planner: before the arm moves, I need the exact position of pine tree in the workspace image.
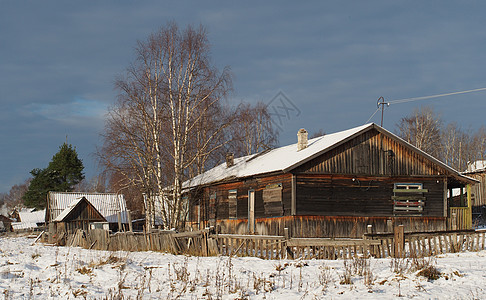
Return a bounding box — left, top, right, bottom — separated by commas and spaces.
23, 143, 85, 209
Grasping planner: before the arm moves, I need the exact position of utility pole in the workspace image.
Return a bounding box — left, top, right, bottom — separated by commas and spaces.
376, 97, 389, 127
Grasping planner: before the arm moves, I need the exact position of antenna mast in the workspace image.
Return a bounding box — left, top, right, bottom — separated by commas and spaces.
376, 97, 389, 127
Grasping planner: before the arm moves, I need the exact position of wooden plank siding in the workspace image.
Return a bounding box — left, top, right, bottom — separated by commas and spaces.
64, 200, 105, 223
188, 174, 293, 228
295, 128, 447, 177
467, 172, 486, 207
295, 175, 446, 217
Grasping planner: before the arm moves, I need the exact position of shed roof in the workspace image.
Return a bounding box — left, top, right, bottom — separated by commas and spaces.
54, 197, 106, 222
183, 123, 476, 189
47, 192, 128, 223
18, 208, 45, 224
11, 222, 39, 231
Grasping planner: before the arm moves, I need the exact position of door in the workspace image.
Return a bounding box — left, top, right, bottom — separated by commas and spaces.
248, 190, 255, 233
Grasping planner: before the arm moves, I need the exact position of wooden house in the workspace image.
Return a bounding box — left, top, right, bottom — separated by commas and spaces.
183, 123, 477, 238
53, 197, 106, 234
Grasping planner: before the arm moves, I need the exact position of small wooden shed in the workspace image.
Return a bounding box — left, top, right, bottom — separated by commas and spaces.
183, 123, 477, 237
47, 192, 129, 231
53, 197, 106, 234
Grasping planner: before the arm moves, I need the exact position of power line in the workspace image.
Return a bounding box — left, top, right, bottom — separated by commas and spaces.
388, 87, 486, 105
365, 107, 381, 124
366, 86, 486, 126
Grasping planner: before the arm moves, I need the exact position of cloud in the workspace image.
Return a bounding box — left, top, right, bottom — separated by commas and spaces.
25, 98, 108, 124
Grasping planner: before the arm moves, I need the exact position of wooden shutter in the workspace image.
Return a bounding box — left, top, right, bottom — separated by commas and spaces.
263, 183, 283, 216
228, 190, 237, 219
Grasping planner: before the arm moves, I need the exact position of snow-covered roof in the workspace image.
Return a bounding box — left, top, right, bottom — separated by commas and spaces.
54, 197, 106, 222
48, 192, 128, 224
183, 123, 371, 188
18, 208, 45, 224
464, 160, 486, 173
11, 222, 39, 231
184, 123, 476, 189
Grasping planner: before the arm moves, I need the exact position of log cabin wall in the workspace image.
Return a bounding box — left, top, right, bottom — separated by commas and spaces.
187, 173, 293, 228
294, 175, 446, 217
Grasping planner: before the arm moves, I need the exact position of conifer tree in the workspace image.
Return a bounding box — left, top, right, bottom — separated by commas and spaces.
23, 143, 84, 209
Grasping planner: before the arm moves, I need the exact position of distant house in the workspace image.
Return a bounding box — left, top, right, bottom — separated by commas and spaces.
46, 192, 129, 232
463, 160, 486, 225
11, 208, 46, 231
183, 123, 477, 237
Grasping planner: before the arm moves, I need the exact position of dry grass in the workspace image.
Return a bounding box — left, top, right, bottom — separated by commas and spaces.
76, 266, 92, 275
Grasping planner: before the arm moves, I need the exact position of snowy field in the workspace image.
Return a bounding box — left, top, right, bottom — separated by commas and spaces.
1, 236, 486, 299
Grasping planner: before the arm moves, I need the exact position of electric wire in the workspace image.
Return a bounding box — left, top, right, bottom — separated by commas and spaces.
388, 87, 486, 105
364, 107, 381, 124
365, 86, 486, 124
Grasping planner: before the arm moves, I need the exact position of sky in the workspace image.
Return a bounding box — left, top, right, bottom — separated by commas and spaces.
1, 1, 486, 193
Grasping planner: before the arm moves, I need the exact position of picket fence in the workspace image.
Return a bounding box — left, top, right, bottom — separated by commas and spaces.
62, 227, 486, 260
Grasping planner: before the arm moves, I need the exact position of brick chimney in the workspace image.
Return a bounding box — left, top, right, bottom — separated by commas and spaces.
297, 128, 308, 151
226, 153, 234, 168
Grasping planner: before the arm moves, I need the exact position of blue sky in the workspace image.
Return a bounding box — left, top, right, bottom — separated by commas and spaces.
1, 1, 486, 193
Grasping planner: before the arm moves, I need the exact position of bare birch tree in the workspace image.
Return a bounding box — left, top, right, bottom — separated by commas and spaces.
99, 23, 231, 230
396, 106, 442, 158
227, 101, 279, 157
396, 106, 486, 171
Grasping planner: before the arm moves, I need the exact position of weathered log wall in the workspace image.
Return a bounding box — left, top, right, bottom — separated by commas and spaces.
295, 174, 446, 217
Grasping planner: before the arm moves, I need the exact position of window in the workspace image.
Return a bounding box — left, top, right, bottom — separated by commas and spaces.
393, 183, 427, 215
228, 189, 237, 219
263, 183, 283, 216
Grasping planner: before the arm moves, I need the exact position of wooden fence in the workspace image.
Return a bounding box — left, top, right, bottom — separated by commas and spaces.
66, 229, 219, 256
365, 227, 486, 258
63, 227, 486, 260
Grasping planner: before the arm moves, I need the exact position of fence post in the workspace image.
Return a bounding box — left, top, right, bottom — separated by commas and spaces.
117, 212, 123, 232
387, 219, 393, 233
127, 210, 133, 232
366, 225, 375, 257
284, 227, 294, 259
394, 225, 405, 258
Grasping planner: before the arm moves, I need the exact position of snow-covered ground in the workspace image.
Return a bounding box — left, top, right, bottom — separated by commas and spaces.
1, 235, 486, 299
